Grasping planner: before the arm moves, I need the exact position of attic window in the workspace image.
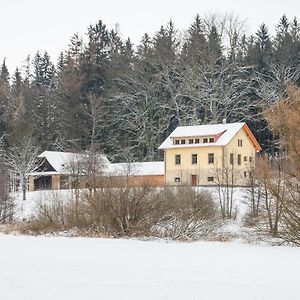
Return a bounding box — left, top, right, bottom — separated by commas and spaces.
238, 139, 243, 147
181, 140, 186, 144
209, 137, 215, 143
61, 164, 65, 167
175, 139, 179, 145
189, 139, 194, 144
195, 138, 200, 144
203, 138, 208, 143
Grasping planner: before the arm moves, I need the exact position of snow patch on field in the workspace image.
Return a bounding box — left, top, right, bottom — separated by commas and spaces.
0, 234, 299, 300
11, 190, 73, 220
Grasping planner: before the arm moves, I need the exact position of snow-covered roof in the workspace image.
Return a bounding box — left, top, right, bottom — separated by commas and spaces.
105, 161, 164, 176
38, 151, 110, 174
159, 122, 261, 150
36, 151, 164, 177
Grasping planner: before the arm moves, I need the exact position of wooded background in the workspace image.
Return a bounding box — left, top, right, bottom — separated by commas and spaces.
0, 14, 299, 161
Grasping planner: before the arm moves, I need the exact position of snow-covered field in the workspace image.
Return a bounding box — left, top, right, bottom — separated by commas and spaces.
0, 234, 299, 300
4, 189, 300, 299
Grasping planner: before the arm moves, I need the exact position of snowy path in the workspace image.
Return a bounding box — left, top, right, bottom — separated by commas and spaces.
0, 234, 299, 300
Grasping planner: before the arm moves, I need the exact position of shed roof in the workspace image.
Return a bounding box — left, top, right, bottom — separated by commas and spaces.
105, 161, 164, 176
35, 151, 164, 176
38, 151, 110, 174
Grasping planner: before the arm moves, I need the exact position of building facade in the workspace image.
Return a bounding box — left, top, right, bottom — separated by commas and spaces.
159, 122, 261, 186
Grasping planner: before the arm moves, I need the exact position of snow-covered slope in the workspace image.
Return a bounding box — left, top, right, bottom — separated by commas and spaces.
0, 234, 299, 300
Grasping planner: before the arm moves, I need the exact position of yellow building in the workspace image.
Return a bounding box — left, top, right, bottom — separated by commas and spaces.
159, 122, 261, 186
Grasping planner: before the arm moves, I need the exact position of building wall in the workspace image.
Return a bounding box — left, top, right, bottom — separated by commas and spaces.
52, 175, 61, 189
164, 127, 257, 186
224, 126, 256, 186
108, 175, 164, 187
165, 146, 223, 186
28, 176, 34, 192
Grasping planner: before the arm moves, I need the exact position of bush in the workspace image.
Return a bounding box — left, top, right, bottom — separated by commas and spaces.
20, 187, 221, 240
153, 188, 221, 240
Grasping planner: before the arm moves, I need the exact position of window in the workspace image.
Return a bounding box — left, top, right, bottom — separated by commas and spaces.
207, 177, 214, 182
192, 154, 197, 164
249, 157, 253, 163
175, 139, 179, 145
174, 177, 181, 183
238, 139, 243, 147
238, 154, 241, 165
195, 138, 200, 144
209, 137, 215, 143
189, 139, 194, 144
203, 138, 208, 143
175, 154, 181, 165
181, 139, 186, 144
244, 156, 247, 162
230, 153, 234, 165
244, 171, 247, 178
208, 153, 214, 164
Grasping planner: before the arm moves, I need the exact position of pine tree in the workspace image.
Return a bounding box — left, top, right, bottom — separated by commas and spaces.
182, 14, 207, 66
207, 25, 223, 65
0, 59, 10, 137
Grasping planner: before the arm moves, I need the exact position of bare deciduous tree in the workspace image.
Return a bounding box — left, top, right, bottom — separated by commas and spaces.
5, 137, 40, 201
0, 154, 14, 223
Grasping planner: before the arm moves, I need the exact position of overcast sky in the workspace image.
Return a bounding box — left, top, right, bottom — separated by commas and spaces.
1, 0, 299, 73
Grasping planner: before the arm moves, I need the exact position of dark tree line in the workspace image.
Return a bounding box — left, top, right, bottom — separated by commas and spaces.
0, 14, 299, 162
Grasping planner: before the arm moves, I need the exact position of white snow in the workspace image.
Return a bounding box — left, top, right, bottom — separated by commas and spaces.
106, 161, 164, 176
12, 190, 74, 220
159, 122, 246, 149
0, 234, 299, 300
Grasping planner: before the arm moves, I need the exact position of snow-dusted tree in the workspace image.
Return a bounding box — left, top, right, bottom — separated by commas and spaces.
82, 93, 105, 148
5, 137, 40, 201
211, 151, 241, 219
0, 142, 14, 222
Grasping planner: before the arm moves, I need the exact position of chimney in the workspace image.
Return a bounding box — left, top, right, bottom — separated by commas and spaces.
222, 118, 226, 124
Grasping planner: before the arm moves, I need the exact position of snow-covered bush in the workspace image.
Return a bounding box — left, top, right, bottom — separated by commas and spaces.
153, 188, 221, 240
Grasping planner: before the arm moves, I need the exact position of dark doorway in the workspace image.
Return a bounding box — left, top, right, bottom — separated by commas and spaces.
34, 176, 52, 190
191, 175, 197, 186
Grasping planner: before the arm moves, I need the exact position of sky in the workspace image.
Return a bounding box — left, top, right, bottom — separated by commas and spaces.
1, 0, 299, 73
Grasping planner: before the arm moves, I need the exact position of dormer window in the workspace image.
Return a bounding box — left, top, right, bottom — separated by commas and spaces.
203, 138, 208, 143
189, 139, 194, 144
195, 138, 200, 144
181, 139, 186, 144
175, 139, 179, 145
209, 137, 214, 143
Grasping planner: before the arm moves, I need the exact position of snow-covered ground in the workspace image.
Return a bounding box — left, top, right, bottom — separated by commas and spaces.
12, 189, 74, 220
0, 234, 299, 300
